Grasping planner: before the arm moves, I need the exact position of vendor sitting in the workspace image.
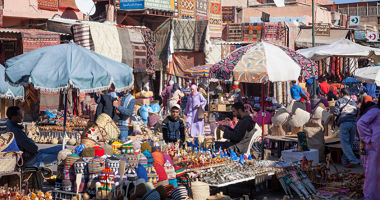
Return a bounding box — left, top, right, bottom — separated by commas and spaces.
162, 104, 185, 147
214, 102, 255, 154
5, 106, 61, 167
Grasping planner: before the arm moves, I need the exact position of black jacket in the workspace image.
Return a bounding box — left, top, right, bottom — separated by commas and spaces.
95, 94, 119, 122
223, 115, 255, 153
162, 116, 185, 145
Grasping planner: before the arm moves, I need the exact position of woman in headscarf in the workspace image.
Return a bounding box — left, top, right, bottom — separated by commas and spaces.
357, 97, 380, 200
168, 83, 184, 112
184, 85, 207, 137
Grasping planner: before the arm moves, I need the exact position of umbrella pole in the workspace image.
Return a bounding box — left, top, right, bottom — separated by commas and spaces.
62, 92, 68, 150
207, 78, 210, 123
261, 83, 265, 160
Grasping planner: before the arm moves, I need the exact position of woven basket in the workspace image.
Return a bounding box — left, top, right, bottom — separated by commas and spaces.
96, 113, 120, 142
191, 181, 210, 200
0, 132, 17, 152
0, 151, 23, 174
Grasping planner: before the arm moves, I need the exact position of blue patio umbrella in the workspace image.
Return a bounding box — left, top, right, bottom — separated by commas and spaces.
5, 42, 134, 148
5, 42, 133, 92
0, 65, 24, 100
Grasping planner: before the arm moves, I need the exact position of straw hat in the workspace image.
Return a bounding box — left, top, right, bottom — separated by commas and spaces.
96, 113, 120, 141
191, 181, 210, 200
289, 108, 310, 127
0, 132, 16, 152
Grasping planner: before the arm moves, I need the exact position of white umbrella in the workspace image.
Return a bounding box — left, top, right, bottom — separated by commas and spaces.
354, 66, 380, 86
297, 39, 380, 61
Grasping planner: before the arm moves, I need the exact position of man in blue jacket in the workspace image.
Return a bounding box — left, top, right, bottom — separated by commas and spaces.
113, 90, 135, 141
162, 104, 185, 146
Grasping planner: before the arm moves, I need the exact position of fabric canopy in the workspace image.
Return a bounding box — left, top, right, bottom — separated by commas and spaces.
295, 29, 349, 48
184, 65, 211, 77
0, 65, 24, 100
5, 42, 134, 93
211, 42, 317, 83
354, 66, 380, 86
297, 39, 380, 61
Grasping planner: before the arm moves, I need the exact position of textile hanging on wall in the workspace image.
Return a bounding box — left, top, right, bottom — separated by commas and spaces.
221, 44, 231, 59
262, 22, 286, 46
178, 0, 196, 19
168, 52, 205, 78
128, 28, 144, 44
72, 24, 94, 50
38, 0, 58, 11
40, 92, 60, 111
19, 29, 60, 53
195, 0, 208, 20
141, 28, 157, 77
86, 22, 122, 62
194, 20, 208, 51
132, 43, 147, 73
117, 27, 134, 68
58, 0, 78, 10
154, 19, 171, 71
208, 0, 222, 38
222, 6, 235, 23
243, 23, 262, 42
227, 23, 243, 42
171, 19, 196, 51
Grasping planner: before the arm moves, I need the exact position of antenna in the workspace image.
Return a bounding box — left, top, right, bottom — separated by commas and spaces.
75, 0, 96, 16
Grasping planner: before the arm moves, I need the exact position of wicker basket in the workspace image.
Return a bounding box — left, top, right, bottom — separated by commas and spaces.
0, 151, 23, 174
191, 181, 210, 200
96, 113, 120, 141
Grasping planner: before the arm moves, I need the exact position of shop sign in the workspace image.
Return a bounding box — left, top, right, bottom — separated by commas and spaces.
315, 23, 330, 36
120, 0, 145, 10
349, 16, 360, 26
354, 31, 366, 41
366, 31, 379, 42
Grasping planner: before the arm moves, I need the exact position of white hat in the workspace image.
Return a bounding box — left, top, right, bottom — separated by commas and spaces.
171, 104, 181, 110
169, 80, 174, 85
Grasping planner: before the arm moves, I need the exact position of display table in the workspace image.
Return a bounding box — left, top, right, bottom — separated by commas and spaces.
265, 136, 298, 157
0, 172, 22, 192
281, 149, 319, 164
209, 172, 275, 188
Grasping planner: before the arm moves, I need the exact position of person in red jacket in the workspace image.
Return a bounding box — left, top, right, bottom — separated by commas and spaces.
318, 77, 330, 97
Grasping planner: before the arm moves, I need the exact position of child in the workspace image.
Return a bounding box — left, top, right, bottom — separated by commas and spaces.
162, 104, 185, 146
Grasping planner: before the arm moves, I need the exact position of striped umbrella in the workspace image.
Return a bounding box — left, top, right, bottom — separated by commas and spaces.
184, 65, 211, 78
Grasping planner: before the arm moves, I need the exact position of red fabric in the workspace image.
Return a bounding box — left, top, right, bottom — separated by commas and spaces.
319, 81, 330, 95
154, 164, 168, 181
38, 0, 58, 11
331, 57, 336, 78
94, 146, 105, 157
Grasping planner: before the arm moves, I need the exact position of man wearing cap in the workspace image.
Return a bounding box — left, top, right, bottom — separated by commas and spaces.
162, 104, 185, 147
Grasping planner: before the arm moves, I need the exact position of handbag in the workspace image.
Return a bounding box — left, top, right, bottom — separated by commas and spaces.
197, 107, 205, 120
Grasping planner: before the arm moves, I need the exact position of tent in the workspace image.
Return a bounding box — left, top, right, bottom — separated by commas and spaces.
297, 39, 380, 61
354, 66, 380, 86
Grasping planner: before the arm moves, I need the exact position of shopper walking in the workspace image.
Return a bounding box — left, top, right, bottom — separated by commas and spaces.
184, 85, 207, 137
357, 100, 380, 200
333, 88, 360, 167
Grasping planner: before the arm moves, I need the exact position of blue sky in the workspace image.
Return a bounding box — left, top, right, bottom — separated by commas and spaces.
331, 0, 378, 3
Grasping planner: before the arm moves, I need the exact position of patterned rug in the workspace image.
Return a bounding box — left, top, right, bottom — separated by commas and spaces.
243, 23, 262, 42
38, 0, 58, 11
208, 0, 222, 38
154, 19, 171, 71
178, 0, 196, 19
194, 20, 208, 51
222, 6, 235, 23
262, 22, 286, 46
72, 24, 94, 50
141, 28, 156, 77
40, 92, 60, 111
172, 19, 196, 51
227, 23, 243, 42
19, 29, 60, 53
195, 0, 208, 20
132, 43, 147, 73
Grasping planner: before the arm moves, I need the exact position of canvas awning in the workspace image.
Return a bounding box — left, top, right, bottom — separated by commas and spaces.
295, 28, 350, 48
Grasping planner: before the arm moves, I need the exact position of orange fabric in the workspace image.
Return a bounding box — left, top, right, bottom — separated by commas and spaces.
152, 151, 164, 166
364, 96, 373, 103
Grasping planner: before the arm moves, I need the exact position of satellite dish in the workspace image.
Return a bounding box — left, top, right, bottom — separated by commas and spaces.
75, 0, 96, 16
